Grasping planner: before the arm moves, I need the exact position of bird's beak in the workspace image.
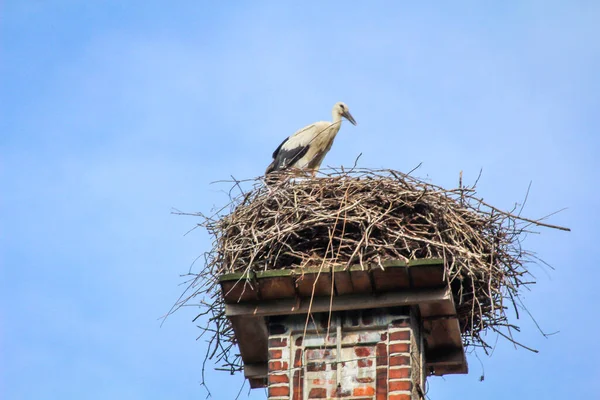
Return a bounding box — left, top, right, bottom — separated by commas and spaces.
342, 110, 357, 125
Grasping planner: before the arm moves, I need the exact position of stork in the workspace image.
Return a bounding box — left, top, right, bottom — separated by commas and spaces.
265, 102, 357, 176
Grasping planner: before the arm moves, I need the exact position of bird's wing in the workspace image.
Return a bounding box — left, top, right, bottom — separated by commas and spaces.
272, 124, 316, 158
272, 137, 289, 159
267, 124, 316, 173
268, 143, 310, 172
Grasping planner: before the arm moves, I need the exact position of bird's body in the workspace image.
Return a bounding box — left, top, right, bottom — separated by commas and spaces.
266, 102, 356, 175
270, 121, 339, 172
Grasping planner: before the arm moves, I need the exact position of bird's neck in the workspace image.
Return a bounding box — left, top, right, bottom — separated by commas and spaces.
332, 112, 342, 125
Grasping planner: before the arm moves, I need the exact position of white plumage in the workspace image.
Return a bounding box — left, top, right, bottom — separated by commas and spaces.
266, 102, 357, 175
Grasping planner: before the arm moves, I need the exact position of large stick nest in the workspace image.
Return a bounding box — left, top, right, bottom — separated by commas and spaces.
174, 168, 567, 375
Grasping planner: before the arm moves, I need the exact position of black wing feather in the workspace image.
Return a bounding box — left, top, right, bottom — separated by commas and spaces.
272, 137, 289, 159
266, 143, 309, 174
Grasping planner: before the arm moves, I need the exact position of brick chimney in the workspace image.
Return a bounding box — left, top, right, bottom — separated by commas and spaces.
220, 259, 468, 399
267, 308, 424, 400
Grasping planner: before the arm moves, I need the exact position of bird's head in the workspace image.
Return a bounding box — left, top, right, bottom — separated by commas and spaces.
333, 102, 357, 125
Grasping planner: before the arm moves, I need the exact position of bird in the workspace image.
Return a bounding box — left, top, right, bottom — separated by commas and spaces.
265, 102, 357, 176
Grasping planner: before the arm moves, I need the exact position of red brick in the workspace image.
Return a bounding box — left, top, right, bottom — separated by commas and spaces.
389, 330, 410, 341
295, 336, 303, 346
268, 373, 289, 384
292, 370, 302, 384
389, 380, 412, 392
268, 361, 289, 371
389, 368, 411, 379
294, 348, 303, 367
308, 387, 327, 398
358, 358, 373, 368
353, 386, 375, 396
306, 362, 326, 372
292, 370, 303, 400
269, 349, 282, 359
269, 337, 288, 347
354, 347, 372, 357
376, 368, 388, 397
389, 343, 410, 354
376, 343, 388, 365
356, 376, 374, 383
388, 394, 411, 400
380, 333, 388, 341
268, 385, 290, 397
389, 355, 410, 366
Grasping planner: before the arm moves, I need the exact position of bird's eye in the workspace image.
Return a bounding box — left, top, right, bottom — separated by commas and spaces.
340, 104, 345, 109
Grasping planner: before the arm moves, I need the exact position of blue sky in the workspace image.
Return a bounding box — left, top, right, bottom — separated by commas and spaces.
2, 1, 599, 399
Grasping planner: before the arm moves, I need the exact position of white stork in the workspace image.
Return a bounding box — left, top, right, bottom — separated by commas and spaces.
265, 102, 357, 176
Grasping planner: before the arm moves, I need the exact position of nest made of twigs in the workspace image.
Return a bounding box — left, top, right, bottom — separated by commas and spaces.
173, 168, 568, 375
